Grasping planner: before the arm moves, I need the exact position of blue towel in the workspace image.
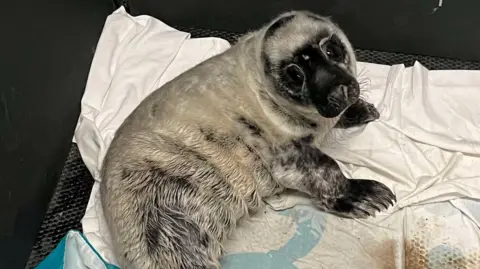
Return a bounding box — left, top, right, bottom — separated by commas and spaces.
36, 230, 119, 269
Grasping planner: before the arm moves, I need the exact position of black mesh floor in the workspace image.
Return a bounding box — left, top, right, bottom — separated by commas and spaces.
26, 28, 480, 269
180, 27, 480, 70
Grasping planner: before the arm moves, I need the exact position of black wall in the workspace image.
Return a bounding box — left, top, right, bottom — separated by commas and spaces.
0, 0, 113, 268
129, 0, 480, 62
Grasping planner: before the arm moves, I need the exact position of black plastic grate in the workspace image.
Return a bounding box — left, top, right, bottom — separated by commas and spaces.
26, 27, 480, 269
26, 143, 95, 269
177, 27, 480, 70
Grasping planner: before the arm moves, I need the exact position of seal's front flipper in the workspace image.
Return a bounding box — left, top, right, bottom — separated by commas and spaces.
334, 99, 380, 129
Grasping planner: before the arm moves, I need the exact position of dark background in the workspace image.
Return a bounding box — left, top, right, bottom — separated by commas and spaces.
1, 0, 479, 268
130, 0, 479, 62
0, 0, 113, 268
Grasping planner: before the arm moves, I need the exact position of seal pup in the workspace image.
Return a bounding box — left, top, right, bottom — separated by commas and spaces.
100, 11, 396, 269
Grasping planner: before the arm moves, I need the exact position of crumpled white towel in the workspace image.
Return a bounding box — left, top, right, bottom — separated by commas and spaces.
75, 6, 480, 267
324, 63, 480, 211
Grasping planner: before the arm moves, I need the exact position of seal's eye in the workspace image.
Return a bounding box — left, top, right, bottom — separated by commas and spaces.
325, 46, 335, 58
284, 64, 304, 87
325, 42, 344, 62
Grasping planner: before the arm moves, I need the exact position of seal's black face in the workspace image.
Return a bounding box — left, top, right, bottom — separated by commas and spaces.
262, 13, 360, 119
277, 35, 360, 118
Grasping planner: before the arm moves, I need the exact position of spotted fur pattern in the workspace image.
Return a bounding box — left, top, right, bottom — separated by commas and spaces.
271, 135, 395, 219
100, 11, 395, 269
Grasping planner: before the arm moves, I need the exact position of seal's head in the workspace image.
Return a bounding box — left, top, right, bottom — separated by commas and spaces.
262, 11, 359, 118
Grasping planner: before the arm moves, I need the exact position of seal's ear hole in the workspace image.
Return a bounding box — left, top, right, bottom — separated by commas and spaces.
284, 64, 305, 87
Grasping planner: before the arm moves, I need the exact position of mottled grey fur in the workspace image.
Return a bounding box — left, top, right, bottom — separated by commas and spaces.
100, 11, 396, 269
